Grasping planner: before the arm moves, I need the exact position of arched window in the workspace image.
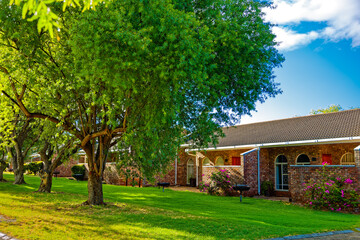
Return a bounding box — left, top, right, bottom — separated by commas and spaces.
341, 153, 355, 165
215, 157, 224, 166
275, 155, 288, 191
187, 159, 194, 185
203, 158, 211, 166
296, 154, 310, 165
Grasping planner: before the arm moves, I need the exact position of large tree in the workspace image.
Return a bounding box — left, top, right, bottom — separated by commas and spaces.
5, 116, 42, 184
0, 94, 42, 184
0, 0, 283, 205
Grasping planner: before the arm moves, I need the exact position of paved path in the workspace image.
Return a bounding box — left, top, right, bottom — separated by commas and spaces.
266, 229, 360, 240
0, 232, 17, 240
1, 229, 359, 240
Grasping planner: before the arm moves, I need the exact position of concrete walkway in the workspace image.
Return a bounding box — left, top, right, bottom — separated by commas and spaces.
0, 232, 17, 240
266, 229, 360, 240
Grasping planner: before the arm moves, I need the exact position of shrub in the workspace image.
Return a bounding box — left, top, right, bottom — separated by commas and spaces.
261, 181, 274, 196
71, 165, 86, 175
199, 169, 235, 196
24, 161, 43, 175
303, 163, 360, 212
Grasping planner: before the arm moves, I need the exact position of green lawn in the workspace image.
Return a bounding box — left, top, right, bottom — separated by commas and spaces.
0, 174, 359, 240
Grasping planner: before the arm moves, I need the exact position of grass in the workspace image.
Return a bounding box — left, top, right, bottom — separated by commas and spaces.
0, 173, 359, 240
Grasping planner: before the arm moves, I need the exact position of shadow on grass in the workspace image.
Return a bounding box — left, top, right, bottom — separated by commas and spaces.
1, 174, 359, 240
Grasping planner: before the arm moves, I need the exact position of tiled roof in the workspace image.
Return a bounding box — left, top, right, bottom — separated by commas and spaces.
216, 109, 360, 147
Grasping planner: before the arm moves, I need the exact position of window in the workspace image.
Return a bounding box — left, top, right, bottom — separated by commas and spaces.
78, 156, 86, 163
203, 158, 211, 166
340, 153, 355, 165
322, 154, 332, 165
296, 154, 310, 165
215, 157, 224, 166
275, 155, 288, 191
232, 157, 241, 165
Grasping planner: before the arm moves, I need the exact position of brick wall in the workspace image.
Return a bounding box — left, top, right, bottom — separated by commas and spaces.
55, 158, 79, 177
243, 149, 259, 196
201, 166, 244, 185
176, 149, 195, 185
177, 148, 251, 186
103, 164, 145, 186
289, 165, 359, 202
261, 143, 360, 197
155, 161, 176, 185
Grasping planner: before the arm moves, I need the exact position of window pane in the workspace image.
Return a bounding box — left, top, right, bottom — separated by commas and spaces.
276, 155, 287, 163
216, 157, 224, 165
297, 154, 310, 164
283, 175, 288, 185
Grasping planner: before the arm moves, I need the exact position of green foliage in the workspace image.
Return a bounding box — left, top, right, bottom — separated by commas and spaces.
199, 169, 235, 196
24, 161, 43, 175
0, 0, 283, 202
310, 104, 343, 114
9, 0, 106, 37
71, 164, 86, 175
303, 165, 360, 212
261, 180, 274, 196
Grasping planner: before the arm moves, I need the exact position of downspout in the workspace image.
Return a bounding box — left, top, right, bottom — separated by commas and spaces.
257, 147, 261, 195
175, 156, 178, 185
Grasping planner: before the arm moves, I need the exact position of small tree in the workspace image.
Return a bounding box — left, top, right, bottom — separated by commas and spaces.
35, 122, 80, 192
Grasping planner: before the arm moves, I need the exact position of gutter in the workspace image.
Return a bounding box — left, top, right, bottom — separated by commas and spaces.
184, 136, 360, 152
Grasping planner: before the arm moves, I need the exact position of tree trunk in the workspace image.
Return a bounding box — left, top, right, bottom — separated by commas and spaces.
37, 170, 53, 193
10, 144, 26, 185
0, 162, 6, 182
86, 171, 104, 205
82, 137, 110, 205
13, 160, 25, 184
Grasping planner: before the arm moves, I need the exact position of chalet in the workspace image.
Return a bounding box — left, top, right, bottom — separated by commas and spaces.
174, 109, 360, 201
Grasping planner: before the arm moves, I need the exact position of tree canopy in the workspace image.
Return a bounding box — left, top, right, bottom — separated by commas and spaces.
310, 104, 343, 115
0, 0, 284, 204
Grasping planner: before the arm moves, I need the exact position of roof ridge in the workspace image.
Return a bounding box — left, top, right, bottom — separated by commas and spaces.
227, 108, 360, 128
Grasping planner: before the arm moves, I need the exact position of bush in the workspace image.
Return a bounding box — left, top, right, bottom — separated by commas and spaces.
24, 161, 43, 175
303, 163, 360, 212
71, 164, 86, 175
261, 181, 274, 196
199, 169, 235, 196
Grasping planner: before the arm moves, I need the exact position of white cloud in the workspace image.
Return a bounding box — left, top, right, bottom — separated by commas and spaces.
263, 0, 360, 51
272, 26, 319, 50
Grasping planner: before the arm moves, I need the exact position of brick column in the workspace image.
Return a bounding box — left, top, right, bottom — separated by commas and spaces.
354, 145, 360, 190
354, 145, 360, 166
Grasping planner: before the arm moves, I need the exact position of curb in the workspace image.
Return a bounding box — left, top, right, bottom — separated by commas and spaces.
265, 229, 359, 240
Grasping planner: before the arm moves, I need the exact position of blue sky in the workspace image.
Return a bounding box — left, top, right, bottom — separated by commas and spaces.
240, 0, 360, 124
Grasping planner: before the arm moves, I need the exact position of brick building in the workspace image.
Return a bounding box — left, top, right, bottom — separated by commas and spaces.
26, 109, 360, 201
173, 109, 360, 201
